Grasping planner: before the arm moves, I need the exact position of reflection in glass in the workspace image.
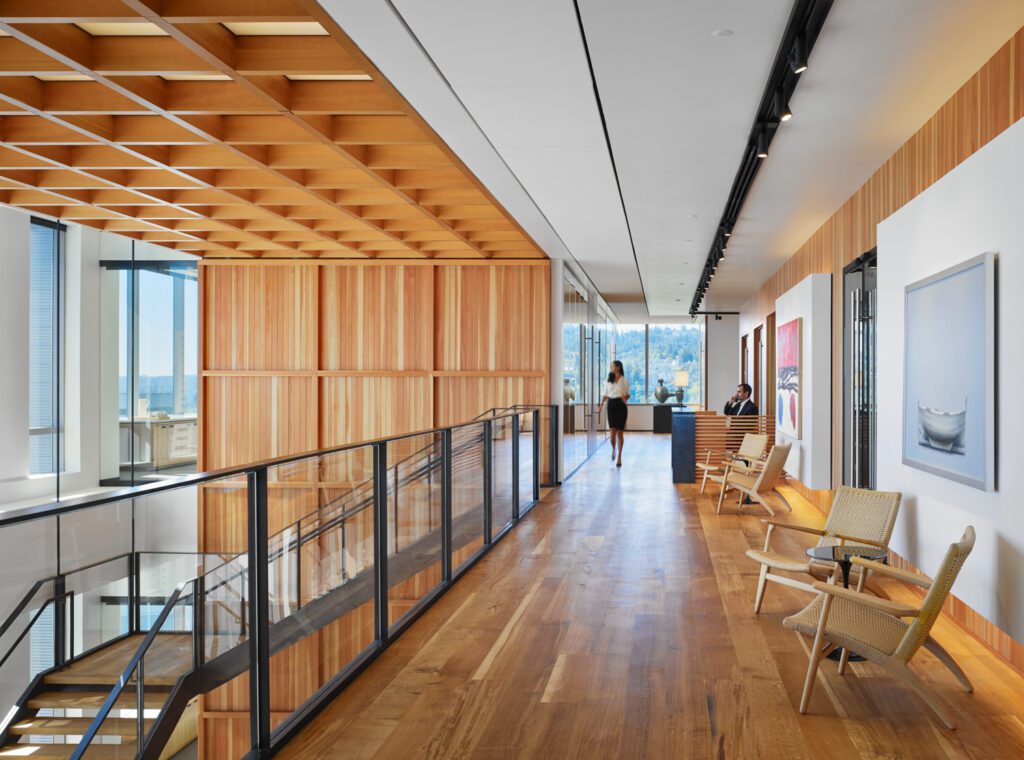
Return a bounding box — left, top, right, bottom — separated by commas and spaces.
102, 245, 199, 486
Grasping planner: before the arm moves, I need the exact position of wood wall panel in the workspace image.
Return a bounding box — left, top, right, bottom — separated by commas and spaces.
319, 376, 434, 446
199, 259, 549, 758
740, 29, 1024, 668
434, 265, 550, 372
203, 265, 318, 371
434, 377, 548, 427
203, 376, 318, 470
320, 265, 434, 371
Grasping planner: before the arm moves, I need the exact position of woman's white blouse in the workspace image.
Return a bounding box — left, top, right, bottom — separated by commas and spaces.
604, 376, 630, 400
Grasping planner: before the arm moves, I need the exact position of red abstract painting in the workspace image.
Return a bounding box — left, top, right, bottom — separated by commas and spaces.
776, 318, 801, 438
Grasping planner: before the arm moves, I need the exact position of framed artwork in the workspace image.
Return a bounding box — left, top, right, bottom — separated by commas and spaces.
902, 252, 995, 491
776, 317, 801, 439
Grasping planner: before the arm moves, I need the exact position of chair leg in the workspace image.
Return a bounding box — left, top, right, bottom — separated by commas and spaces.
923, 637, 974, 693
887, 662, 955, 729
700, 468, 709, 494
799, 595, 833, 714
838, 646, 851, 675
716, 479, 727, 514
753, 564, 769, 614
754, 494, 775, 517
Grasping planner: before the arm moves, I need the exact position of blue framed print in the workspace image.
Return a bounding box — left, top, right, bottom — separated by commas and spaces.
902, 252, 996, 491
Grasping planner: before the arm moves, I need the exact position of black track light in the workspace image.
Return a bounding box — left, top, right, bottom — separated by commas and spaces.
756, 129, 770, 159
790, 34, 808, 74
774, 90, 793, 122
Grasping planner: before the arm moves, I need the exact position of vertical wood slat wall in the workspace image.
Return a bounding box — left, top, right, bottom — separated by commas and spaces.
196, 259, 549, 757
738, 28, 1024, 669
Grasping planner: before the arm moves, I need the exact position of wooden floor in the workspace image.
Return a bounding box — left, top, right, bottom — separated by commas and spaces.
278, 434, 1024, 759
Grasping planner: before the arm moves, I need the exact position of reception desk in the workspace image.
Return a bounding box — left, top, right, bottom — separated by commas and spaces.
670, 409, 696, 483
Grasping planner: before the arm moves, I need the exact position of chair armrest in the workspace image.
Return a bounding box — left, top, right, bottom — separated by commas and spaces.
832, 534, 887, 549
761, 520, 826, 538
704, 448, 734, 458
811, 581, 921, 618
850, 558, 932, 589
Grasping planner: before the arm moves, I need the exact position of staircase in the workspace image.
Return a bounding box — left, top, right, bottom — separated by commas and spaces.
1, 635, 184, 758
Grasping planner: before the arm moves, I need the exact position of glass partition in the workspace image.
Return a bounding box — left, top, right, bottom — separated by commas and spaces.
451, 424, 486, 573
387, 433, 443, 632
517, 413, 536, 512
491, 418, 515, 535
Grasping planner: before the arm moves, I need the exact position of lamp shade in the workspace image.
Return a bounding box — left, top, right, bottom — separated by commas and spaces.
674, 370, 689, 388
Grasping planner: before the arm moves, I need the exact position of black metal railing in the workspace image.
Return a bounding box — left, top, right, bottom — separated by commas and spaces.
0, 405, 559, 760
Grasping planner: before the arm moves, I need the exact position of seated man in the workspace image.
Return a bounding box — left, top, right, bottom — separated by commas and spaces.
724, 383, 758, 416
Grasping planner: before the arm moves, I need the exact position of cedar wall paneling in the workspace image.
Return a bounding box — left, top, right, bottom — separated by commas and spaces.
198, 259, 549, 758
740, 28, 1024, 669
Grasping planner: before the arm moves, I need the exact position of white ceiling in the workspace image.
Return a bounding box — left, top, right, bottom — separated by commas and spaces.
317, 0, 1024, 319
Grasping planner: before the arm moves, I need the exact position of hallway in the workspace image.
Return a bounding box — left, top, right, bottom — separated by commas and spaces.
279, 435, 1024, 759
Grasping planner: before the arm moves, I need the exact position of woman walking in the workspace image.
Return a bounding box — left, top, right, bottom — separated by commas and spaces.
598, 360, 630, 467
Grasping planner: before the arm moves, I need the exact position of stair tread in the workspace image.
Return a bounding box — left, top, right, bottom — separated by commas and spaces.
27, 690, 169, 710
0, 743, 135, 758
10, 716, 151, 736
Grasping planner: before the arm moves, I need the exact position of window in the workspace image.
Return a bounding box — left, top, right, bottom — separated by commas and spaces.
647, 323, 703, 406
613, 325, 646, 401
28, 219, 65, 475
612, 322, 705, 406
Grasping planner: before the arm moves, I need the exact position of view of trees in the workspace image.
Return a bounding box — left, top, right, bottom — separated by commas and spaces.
614, 323, 703, 404
563, 322, 704, 406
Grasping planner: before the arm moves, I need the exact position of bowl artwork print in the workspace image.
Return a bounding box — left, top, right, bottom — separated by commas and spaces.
917, 400, 966, 454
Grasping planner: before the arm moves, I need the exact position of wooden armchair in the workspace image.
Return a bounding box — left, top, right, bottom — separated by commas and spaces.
715, 442, 792, 517
697, 433, 768, 494
745, 486, 902, 614
784, 526, 976, 729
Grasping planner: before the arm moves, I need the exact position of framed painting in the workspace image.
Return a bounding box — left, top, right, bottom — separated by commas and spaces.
902, 252, 996, 491
776, 317, 801, 439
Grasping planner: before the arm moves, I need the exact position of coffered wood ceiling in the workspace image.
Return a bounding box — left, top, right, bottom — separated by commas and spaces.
0, 0, 545, 259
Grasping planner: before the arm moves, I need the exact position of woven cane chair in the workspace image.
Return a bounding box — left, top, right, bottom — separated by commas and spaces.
784, 526, 976, 729
715, 442, 792, 517
745, 486, 902, 615
698, 433, 769, 494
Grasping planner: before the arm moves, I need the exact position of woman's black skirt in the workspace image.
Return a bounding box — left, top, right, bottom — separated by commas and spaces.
607, 397, 628, 430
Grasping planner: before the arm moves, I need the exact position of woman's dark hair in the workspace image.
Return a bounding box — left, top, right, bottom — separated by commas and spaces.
607, 371, 616, 384
611, 360, 624, 376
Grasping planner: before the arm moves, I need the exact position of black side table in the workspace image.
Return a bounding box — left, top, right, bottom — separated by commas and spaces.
653, 403, 685, 433
806, 544, 888, 662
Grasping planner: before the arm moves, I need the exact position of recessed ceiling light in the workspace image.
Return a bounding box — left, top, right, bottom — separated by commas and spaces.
712, 29, 734, 38
689, 214, 699, 219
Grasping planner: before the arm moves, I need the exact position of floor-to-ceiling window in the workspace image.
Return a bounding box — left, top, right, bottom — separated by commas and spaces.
102, 250, 199, 486
611, 322, 704, 406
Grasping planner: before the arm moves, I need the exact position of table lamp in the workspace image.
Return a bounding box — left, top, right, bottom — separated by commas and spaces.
673, 370, 689, 405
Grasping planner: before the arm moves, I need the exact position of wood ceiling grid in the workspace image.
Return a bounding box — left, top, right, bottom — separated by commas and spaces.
0, 0, 545, 259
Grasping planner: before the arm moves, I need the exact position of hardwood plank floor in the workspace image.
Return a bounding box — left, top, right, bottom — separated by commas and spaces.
278, 434, 1024, 759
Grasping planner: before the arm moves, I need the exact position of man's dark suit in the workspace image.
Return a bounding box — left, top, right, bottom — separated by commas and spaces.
723, 399, 758, 416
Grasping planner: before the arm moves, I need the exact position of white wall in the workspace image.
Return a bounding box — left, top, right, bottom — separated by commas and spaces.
774, 273, 832, 490
877, 117, 1024, 641
706, 314, 740, 412
0, 206, 30, 485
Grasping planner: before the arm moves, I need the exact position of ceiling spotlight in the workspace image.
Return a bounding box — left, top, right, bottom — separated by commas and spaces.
712, 28, 733, 38
756, 129, 770, 159
790, 34, 808, 74
774, 90, 793, 122
724, 230, 731, 237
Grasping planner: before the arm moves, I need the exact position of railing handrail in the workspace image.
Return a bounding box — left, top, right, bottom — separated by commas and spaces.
0, 407, 546, 530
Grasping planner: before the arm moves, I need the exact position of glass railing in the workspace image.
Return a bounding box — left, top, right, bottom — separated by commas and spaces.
0, 406, 556, 760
